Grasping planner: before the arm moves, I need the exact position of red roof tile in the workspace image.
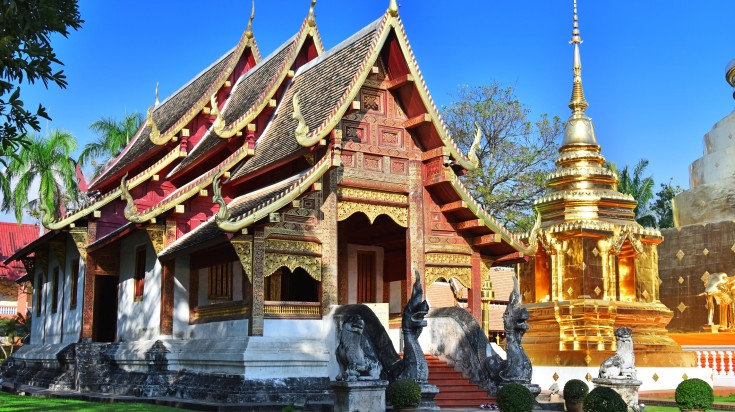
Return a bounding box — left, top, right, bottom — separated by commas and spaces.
0, 223, 39, 281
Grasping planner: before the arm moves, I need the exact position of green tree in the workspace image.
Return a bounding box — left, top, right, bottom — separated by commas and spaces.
442, 83, 563, 231
652, 180, 682, 229
609, 159, 656, 228
1, 130, 79, 222
78, 112, 144, 177
0, 0, 83, 164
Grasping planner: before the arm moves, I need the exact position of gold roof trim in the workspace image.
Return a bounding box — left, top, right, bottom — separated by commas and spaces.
546, 166, 617, 180
122, 143, 254, 224
213, 18, 319, 139
147, 15, 259, 146
245, 0, 255, 39
465, 122, 482, 169
214, 147, 339, 232
293, 90, 311, 146
534, 189, 635, 205
42, 147, 183, 229
442, 170, 536, 255
517, 219, 661, 238
307, 0, 316, 27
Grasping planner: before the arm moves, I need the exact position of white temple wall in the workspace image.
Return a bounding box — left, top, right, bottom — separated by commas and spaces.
30, 256, 43, 344
172, 255, 190, 339
117, 231, 161, 341
40, 244, 64, 344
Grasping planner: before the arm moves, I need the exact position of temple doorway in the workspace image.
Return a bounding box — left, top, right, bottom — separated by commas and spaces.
92, 274, 118, 342
338, 212, 407, 312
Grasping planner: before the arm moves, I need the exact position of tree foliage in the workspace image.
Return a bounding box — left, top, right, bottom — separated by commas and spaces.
652, 180, 682, 229
0, 0, 83, 164
608, 159, 656, 228
79, 112, 144, 177
442, 83, 563, 231
1, 130, 79, 222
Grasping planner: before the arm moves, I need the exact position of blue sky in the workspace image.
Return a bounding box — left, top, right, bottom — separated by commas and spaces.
7, 0, 735, 223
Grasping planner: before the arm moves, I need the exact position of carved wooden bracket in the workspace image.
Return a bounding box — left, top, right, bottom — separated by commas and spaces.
36, 249, 49, 277
69, 227, 89, 260
50, 241, 66, 271
230, 235, 253, 284
21, 257, 34, 277
425, 266, 471, 289
145, 225, 166, 254
264, 253, 322, 282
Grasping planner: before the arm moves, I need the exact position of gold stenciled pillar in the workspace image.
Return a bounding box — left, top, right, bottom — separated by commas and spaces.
517, 0, 693, 368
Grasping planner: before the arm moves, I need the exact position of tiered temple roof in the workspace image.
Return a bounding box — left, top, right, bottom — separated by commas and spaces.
36, 1, 532, 263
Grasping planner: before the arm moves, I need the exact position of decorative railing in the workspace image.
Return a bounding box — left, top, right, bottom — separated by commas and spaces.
190, 300, 249, 324
264, 301, 321, 319
0, 306, 18, 316
686, 347, 735, 376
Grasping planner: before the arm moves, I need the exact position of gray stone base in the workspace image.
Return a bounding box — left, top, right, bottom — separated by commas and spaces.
592, 377, 642, 408
418, 383, 440, 410
331, 380, 388, 412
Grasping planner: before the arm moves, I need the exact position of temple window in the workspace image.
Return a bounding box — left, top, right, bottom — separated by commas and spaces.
208, 262, 233, 300
51, 267, 59, 313
70, 259, 79, 309
134, 245, 146, 300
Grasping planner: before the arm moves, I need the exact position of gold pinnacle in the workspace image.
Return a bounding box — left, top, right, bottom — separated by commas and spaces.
307, 0, 316, 27
245, 0, 255, 39
388, 0, 398, 17
155, 82, 159, 105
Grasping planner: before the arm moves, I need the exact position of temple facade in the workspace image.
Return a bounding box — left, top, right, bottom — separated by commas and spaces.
516, 1, 696, 382
3, 1, 530, 398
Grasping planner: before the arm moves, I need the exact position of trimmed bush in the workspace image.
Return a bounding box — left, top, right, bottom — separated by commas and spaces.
563, 379, 589, 403
387, 378, 421, 410
583, 387, 626, 412
497, 383, 534, 412
675, 378, 713, 411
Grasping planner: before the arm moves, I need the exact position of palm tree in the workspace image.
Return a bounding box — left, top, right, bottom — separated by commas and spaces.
609, 159, 657, 228
78, 112, 144, 177
1, 130, 80, 222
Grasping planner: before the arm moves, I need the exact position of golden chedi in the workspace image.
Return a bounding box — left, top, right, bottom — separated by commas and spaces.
517, 1, 694, 369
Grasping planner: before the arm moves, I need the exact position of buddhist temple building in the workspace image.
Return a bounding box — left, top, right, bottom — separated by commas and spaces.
2, 1, 534, 402
516, 0, 701, 389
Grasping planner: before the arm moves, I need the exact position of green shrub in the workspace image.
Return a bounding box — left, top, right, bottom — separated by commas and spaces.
387, 378, 421, 410
675, 378, 713, 410
583, 387, 626, 412
563, 379, 589, 403
497, 383, 534, 412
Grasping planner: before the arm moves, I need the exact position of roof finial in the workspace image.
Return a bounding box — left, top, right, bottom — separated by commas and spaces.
155, 82, 160, 105
307, 0, 316, 27
726, 59, 735, 100
568, 0, 588, 115
388, 0, 398, 17
245, 0, 255, 39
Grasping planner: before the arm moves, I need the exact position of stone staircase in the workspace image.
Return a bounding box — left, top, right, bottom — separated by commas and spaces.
426, 354, 495, 408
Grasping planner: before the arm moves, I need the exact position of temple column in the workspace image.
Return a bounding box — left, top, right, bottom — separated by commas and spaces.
321, 170, 339, 313
159, 218, 177, 336
480, 260, 494, 337
407, 160, 425, 289
250, 229, 265, 336
468, 251, 482, 323
80, 221, 97, 341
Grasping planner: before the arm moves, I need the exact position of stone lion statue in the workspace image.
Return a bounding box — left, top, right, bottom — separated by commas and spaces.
599, 326, 636, 380
335, 314, 381, 381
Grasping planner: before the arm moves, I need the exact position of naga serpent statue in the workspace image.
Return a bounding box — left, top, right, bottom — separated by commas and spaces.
398, 275, 431, 383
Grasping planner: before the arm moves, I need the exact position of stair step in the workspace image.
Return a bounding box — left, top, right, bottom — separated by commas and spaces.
426, 354, 495, 408
431, 384, 486, 393
438, 398, 496, 407
429, 371, 467, 379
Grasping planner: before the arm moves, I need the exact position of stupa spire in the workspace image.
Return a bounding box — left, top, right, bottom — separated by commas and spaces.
568, 0, 588, 115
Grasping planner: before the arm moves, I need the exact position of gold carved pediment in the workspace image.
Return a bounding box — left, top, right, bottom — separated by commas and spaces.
337, 201, 408, 227
425, 266, 472, 289
264, 253, 322, 282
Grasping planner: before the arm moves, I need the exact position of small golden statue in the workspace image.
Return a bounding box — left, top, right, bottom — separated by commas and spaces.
700, 272, 735, 330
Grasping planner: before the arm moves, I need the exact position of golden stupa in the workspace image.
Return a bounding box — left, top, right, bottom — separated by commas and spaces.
517, 1, 694, 368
